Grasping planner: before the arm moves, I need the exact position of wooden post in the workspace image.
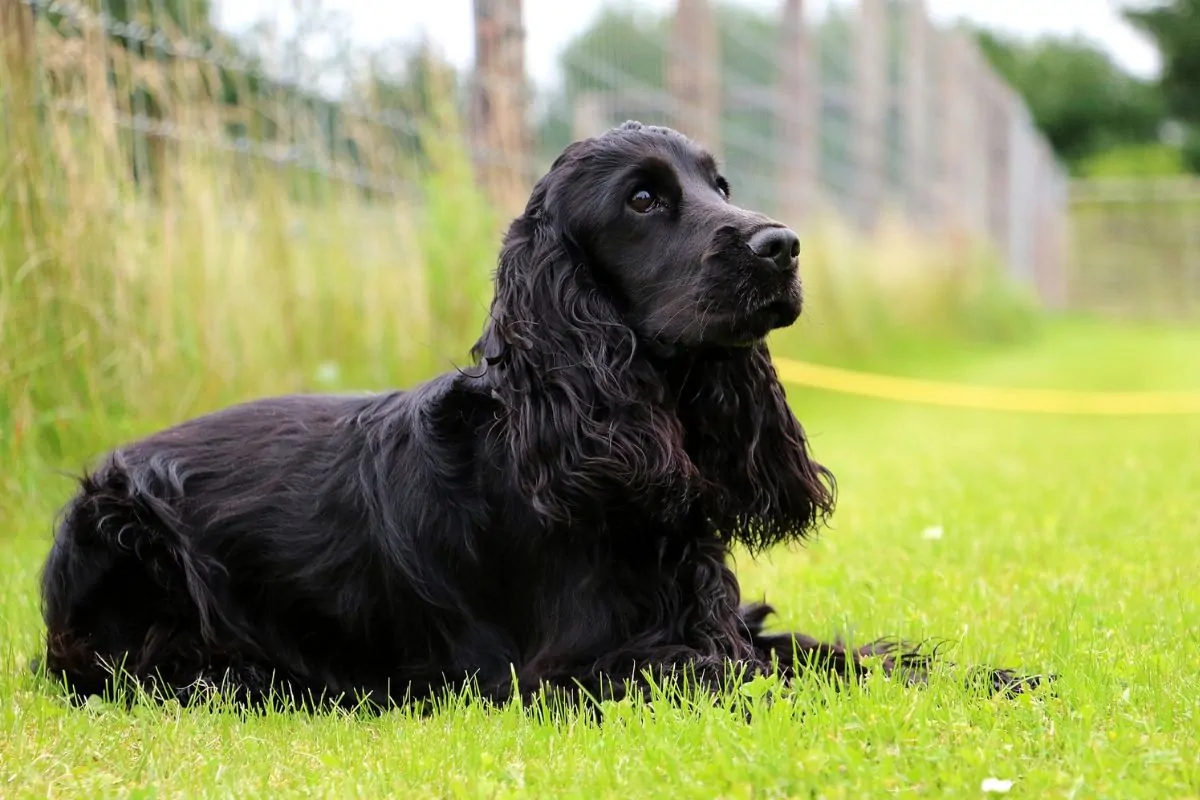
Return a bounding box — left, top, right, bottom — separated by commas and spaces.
1031, 140, 1061, 309
1046, 158, 1069, 309
959, 35, 989, 238
931, 28, 984, 237
928, 27, 953, 231
471, 0, 530, 215
666, 0, 721, 156
777, 0, 820, 230
982, 67, 1013, 268
854, 0, 886, 230
901, 0, 930, 226
1006, 96, 1039, 292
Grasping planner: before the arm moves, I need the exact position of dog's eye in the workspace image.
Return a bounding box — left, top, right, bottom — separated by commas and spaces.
628, 188, 657, 213
716, 179, 730, 200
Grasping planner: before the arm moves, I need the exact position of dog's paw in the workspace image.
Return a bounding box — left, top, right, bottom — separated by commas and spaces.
968, 666, 1057, 698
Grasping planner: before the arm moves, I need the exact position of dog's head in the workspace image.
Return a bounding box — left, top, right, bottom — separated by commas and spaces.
474, 122, 833, 544
510, 121, 803, 351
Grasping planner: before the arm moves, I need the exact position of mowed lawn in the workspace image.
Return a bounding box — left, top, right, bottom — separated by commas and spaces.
2, 317, 1198, 798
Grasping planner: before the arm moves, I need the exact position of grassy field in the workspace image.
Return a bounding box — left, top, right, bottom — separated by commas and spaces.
5, 26, 1200, 796
2, 316, 1199, 798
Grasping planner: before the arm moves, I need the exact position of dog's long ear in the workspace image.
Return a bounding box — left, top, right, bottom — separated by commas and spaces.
675, 345, 836, 552
472, 165, 697, 528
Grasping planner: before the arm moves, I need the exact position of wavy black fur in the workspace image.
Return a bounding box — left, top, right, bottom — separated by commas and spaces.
34, 122, 1044, 711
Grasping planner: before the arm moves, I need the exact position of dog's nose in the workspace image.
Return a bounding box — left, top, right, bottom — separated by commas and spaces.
748, 227, 800, 271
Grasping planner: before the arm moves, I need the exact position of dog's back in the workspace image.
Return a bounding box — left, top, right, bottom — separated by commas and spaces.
36, 383, 498, 708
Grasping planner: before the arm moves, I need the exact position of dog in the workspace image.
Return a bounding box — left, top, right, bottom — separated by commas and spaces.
34, 121, 1040, 711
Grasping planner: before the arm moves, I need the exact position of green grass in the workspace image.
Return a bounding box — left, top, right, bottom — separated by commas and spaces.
3, 317, 1199, 798
5, 19, 1200, 796
1079, 143, 1188, 179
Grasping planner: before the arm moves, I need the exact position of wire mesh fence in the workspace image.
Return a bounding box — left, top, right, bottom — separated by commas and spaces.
1068, 178, 1200, 318
480, 0, 1072, 308
4, 0, 1072, 306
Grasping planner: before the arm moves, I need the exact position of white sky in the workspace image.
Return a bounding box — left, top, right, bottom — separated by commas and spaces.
212, 0, 1162, 90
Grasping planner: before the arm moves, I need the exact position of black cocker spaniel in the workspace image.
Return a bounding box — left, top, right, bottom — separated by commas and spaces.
35, 121, 1040, 711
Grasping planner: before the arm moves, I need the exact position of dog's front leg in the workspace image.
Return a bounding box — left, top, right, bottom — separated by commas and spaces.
737, 602, 926, 683
737, 603, 1050, 696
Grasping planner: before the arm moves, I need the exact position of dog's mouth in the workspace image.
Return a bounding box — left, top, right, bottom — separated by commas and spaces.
754, 296, 801, 325
710, 285, 802, 348
749, 277, 802, 326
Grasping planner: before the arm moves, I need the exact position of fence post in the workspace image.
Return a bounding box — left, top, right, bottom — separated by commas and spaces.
1047, 161, 1070, 309
901, 0, 930, 226
854, 0, 886, 230
961, 35, 990, 238
1006, 93, 1038, 292
931, 28, 983, 237
471, 0, 530, 215
981, 68, 1013, 269
666, 0, 721, 156
777, 0, 819, 231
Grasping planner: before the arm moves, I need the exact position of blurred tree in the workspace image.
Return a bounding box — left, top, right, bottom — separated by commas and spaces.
973, 28, 1167, 173
1124, 0, 1200, 172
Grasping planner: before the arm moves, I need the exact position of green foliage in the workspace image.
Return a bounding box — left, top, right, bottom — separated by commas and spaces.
1183, 129, 1200, 173
1125, 0, 1200, 174
973, 28, 1167, 172
1078, 141, 1186, 177
1125, 0, 1200, 126
39, 0, 214, 44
